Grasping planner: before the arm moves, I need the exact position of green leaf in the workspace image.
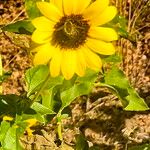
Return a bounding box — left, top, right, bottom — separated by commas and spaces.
103, 67, 149, 111
125, 89, 150, 111
41, 76, 64, 109
41, 87, 60, 112
25, 65, 49, 96
128, 144, 150, 150
0, 121, 10, 142
0, 121, 23, 150
31, 102, 56, 115
76, 69, 98, 83
25, 0, 42, 19
107, 15, 128, 38
41, 89, 54, 109
21, 113, 45, 123
114, 15, 128, 38
0, 72, 11, 83
111, 15, 127, 29
102, 54, 122, 63
0, 94, 31, 115
61, 83, 91, 110
4, 127, 23, 150
75, 134, 89, 150
60, 70, 98, 111
14, 115, 27, 131
1, 20, 35, 34
44, 76, 64, 90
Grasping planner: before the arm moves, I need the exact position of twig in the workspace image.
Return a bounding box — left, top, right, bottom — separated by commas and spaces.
10, 9, 25, 24
128, 0, 132, 32
4, 51, 21, 69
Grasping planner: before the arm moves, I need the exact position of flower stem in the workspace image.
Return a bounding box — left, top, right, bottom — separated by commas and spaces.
57, 121, 63, 141
57, 111, 63, 141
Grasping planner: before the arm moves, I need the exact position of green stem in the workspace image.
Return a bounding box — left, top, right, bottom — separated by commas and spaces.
57, 121, 63, 141
57, 111, 63, 141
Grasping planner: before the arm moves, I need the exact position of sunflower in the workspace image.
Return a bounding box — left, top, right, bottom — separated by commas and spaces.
31, 0, 118, 80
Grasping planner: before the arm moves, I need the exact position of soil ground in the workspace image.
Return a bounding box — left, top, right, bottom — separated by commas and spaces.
0, 0, 150, 149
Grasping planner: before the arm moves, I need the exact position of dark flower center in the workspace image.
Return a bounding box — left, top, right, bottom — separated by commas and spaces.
51, 14, 90, 50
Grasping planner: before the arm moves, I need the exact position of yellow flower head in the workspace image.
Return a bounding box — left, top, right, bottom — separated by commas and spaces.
25, 118, 37, 127
3, 116, 13, 121
24, 118, 37, 136
32, 0, 118, 80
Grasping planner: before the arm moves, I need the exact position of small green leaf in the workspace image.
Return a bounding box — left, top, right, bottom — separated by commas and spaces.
0, 72, 11, 83
102, 54, 122, 63
25, 0, 41, 19
104, 15, 130, 40
25, 65, 49, 96
75, 134, 89, 150
31, 102, 56, 115
111, 15, 127, 29
76, 69, 98, 83
1, 20, 35, 34
103, 67, 149, 111
117, 27, 128, 38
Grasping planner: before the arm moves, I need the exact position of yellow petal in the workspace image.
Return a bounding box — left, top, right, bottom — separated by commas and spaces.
37, 2, 62, 22
63, 0, 74, 15
32, 30, 51, 44
75, 49, 86, 76
50, 49, 62, 77
32, 16, 55, 31
51, 0, 63, 14
33, 43, 54, 65
26, 128, 34, 136
82, 47, 102, 71
3, 116, 13, 121
83, 0, 109, 21
63, 0, 90, 15
61, 50, 76, 80
86, 38, 116, 55
25, 119, 37, 127
73, 0, 91, 14
89, 27, 118, 41
91, 6, 117, 26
